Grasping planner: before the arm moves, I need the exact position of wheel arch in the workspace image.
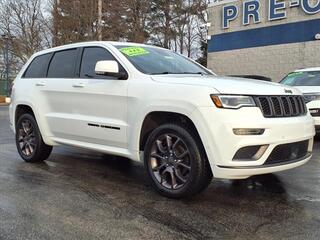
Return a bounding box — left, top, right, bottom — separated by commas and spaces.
138, 111, 208, 161
13, 103, 55, 146
15, 104, 35, 126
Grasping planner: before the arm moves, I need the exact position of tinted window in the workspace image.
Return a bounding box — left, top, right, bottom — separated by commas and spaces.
47, 49, 78, 78
281, 71, 320, 86
23, 53, 51, 78
80, 47, 125, 79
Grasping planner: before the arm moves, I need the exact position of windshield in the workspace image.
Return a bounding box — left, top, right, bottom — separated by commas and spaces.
281, 71, 320, 86
115, 45, 212, 75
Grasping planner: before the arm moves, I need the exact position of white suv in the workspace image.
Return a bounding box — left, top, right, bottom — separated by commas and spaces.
9, 42, 315, 198
281, 68, 320, 133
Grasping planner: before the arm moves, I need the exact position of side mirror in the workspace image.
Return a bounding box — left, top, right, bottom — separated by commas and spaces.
95, 60, 127, 80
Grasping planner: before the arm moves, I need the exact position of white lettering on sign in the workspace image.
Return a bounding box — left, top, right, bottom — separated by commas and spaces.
221, 0, 320, 29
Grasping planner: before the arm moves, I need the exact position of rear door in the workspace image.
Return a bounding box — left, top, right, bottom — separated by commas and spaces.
43, 48, 81, 140
19, 53, 53, 138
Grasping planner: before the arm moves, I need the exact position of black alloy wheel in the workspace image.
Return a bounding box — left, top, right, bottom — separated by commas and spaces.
17, 118, 37, 157
144, 124, 213, 198
150, 133, 191, 190
16, 113, 52, 162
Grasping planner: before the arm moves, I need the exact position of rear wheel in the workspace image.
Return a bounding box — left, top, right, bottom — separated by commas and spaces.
144, 124, 212, 198
15, 113, 52, 163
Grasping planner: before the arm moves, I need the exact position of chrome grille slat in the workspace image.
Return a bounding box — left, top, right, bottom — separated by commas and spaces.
254, 96, 307, 118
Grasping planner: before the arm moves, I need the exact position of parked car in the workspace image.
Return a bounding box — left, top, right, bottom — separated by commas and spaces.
229, 75, 272, 82
9, 42, 315, 198
281, 68, 320, 133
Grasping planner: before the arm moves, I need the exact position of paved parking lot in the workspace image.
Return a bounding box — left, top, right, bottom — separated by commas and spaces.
0, 105, 319, 240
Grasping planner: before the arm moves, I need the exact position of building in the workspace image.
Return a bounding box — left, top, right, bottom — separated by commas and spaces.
207, 0, 320, 81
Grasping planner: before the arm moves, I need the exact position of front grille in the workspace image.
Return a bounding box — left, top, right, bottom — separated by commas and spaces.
255, 96, 307, 118
264, 140, 309, 166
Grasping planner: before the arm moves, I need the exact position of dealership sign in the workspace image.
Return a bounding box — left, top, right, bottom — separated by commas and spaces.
217, 0, 320, 29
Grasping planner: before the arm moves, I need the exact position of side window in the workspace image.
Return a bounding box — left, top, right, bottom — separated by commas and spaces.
23, 53, 52, 78
80, 47, 125, 79
47, 49, 78, 78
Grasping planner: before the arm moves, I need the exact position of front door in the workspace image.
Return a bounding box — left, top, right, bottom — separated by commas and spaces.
64, 46, 128, 148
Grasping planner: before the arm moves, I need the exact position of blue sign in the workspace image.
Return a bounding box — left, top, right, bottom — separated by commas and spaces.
222, 0, 320, 29
209, 18, 320, 52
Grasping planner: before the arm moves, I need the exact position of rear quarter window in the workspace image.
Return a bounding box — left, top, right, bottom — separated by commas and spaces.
23, 53, 52, 78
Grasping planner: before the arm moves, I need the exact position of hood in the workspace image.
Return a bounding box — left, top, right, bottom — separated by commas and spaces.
291, 86, 320, 95
151, 75, 301, 95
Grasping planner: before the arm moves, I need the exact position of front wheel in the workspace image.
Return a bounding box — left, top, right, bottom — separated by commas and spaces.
144, 124, 212, 198
15, 113, 53, 163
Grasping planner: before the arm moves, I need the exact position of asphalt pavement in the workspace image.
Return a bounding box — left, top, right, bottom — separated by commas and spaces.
0, 105, 319, 240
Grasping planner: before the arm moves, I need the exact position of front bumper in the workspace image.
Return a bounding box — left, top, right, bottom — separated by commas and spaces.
191, 106, 315, 179
214, 153, 312, 179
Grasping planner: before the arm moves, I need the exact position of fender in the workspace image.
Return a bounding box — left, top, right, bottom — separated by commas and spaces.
128, 102, 205, 162
13, 101, 56, 146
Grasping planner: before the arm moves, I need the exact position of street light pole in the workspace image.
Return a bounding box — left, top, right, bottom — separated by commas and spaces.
53, 0, 60, 46
2, 34, 10, 97
98, 0, 103, 41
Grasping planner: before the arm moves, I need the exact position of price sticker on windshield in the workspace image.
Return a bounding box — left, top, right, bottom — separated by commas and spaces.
288, 72, 304, 77
120, 47, 150, 57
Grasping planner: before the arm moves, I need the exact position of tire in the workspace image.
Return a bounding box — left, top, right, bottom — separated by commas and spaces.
15, 113, 53, 163
144, 123, 213, 198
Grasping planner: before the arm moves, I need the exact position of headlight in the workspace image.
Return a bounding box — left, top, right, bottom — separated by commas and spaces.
303, 93, 320, 103
211, 95, 256, 109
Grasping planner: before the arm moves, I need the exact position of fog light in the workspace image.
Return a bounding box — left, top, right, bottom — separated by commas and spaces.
233, 145, 269, 161
233, 128, 265, 135
253, 145, 269, 160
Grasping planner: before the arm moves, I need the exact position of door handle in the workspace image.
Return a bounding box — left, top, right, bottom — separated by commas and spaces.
35, 82, 46, 87
72, 83, 85, 88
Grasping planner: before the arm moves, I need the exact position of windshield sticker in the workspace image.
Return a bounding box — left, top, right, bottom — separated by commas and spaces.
164, 56, 174, 60
119, 47, 149, 57
287, 72, 304, 77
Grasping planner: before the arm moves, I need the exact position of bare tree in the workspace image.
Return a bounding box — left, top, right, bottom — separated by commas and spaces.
0, 0, 51, 63
148, 0, 176, 48
52, 0, 99, 45
0, 0, 208, 66
122, 0, 151, 43
148, 0, 207, 58
52, 0, 127, 45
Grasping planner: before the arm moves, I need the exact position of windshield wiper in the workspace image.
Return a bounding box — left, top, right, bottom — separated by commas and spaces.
150, 72, 175, 75
151, 72, 207, 75
180, 72, 207, 75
